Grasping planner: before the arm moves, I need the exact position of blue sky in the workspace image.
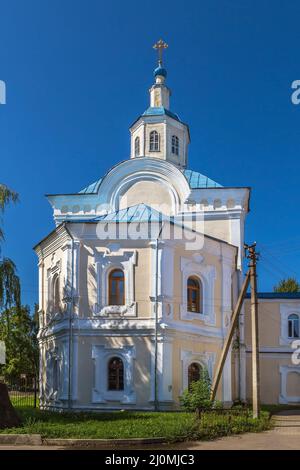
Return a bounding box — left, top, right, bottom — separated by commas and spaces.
1, 0, 300, 308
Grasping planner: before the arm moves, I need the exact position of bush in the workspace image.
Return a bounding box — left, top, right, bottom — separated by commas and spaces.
180, 370, 217, 412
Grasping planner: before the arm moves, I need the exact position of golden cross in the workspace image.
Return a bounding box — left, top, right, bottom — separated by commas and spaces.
153, 39, 168, 66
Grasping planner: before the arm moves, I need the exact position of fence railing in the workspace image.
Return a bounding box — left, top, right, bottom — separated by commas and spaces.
1, 375, 38, 408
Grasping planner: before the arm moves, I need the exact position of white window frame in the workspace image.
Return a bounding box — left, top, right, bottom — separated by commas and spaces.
93, 249, 137, 317
171, 135, 179, 155
92, 345, 136, 404
134, 136, 140, 157
280, 303, 300, 345
149, 130, 160, 152
288, 314, 300, 339
180, 256, 216, 324
45, 340, 69, 403
187, 275, 203, 314
47, 258, 61, 321
180, 349, 215, 395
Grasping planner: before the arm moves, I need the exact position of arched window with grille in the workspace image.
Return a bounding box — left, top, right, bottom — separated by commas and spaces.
149, 130, 160, 152
188, 362, 202, 389
187, 276, 202, 313
109, 269, 125, 306
134, 136, 140, 157
171, 135, 179, 155
108, 357, 124, 390
52, 274, 60, 312
288, 314, 299, 338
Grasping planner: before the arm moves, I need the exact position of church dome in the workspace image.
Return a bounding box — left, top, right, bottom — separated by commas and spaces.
154, 65, 167, 78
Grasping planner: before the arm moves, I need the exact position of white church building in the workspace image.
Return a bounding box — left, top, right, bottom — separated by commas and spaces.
34, 42, 300, 410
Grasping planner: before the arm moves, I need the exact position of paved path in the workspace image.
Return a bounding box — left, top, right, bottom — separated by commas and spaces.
0, 411, 299, 451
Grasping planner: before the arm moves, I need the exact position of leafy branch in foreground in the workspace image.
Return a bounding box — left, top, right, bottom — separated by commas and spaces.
0, 184, 19, 242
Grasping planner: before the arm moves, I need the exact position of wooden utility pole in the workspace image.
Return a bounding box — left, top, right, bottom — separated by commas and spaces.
245, 243, 260, 418
210, 270, 250, 402
210, 243, 260, 420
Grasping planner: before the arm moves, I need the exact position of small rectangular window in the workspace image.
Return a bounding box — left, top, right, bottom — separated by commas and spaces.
149, 131, 160, 152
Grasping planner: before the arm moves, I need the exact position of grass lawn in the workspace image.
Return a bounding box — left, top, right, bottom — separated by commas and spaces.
0, 406, 271, 441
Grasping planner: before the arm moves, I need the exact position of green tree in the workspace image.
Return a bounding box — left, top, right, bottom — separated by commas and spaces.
0, 305, 39, 380
0, 183, 21, 373
0, 258, 20, 314
0, 184, 24, 428
273, 277, 300, 293
0, 184, 20, 313
0, 184, 18, 242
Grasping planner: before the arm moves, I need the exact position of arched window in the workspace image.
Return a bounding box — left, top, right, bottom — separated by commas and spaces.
288, 314, 299, 338
108, 357, 124, 390
109, 269, 125, 306
149, 130, 160, 152
188, 362, 202, 389
187, 276, 202, 313
172, 135, 179, 155
53, 274, 60, 312
134, 136, 140, 157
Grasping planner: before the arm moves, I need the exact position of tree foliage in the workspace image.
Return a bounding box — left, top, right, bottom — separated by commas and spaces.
0, 184, 20, 313
180, 369, 219, 412
0, 183, 20, 314
0, 305, 39, 379
0, 258, 20, 312
273, 277, 300, 293
0, 184, 18, 243
0, 184, 34, 380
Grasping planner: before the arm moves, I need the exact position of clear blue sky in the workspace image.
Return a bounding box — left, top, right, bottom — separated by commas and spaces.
1, 0, 300, 308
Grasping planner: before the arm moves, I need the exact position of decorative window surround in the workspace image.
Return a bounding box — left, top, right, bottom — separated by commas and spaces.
59, 339, 69, 401
46, 256, 62, 323
280, 303, 300, 345
61, 241, 81, 316
180, 349, 215, 394
180, 255, 216, 325
92, 345, 136, 404
93, 250, 137, 317
279, 366, 300, 404
45, 339, 70, 404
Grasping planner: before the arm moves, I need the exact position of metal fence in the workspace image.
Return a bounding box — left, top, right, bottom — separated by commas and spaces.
2, 375, 38, 408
